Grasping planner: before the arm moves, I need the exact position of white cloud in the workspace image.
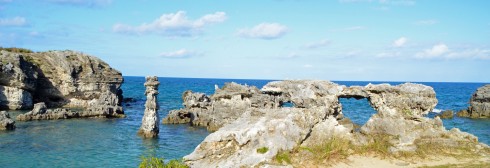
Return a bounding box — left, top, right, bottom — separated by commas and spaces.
393, 37, 407, 47
304, 39, 330, 49
237, 23, 288, 40
0, 16, 26, 26
303, 64, 313, 68
414, 20, 438, 25
415, 44, 449, 59
160, 49, 200, 59
113, 11, 227, 37
48, 0, 112, 7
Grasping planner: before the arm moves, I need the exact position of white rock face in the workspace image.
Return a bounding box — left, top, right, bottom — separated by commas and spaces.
138, 76, 160, 138
0, 85, 33, 110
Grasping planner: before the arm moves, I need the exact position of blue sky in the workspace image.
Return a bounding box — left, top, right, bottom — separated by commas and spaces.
1, 0, 489, 82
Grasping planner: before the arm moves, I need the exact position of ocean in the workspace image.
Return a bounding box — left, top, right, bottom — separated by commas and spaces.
0, 77, 489, 167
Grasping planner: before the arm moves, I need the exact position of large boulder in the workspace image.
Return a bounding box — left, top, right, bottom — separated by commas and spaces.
0, 111, 15, 130
0, 49, 124, 118
461, 84, 490, 118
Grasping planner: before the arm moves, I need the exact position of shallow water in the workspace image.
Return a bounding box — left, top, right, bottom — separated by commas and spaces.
0, 77, 488, 167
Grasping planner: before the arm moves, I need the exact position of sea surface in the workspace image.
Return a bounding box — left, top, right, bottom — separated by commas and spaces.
1, 77, 489, 167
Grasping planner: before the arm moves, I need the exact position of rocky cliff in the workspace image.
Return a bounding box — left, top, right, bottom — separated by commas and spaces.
0, 49, 123, 118
164, 80, 489, 167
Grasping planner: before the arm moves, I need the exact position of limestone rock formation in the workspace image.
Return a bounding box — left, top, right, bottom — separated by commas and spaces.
138, 76, 160, 138
163, 82, 275, 131
0, 49, 124, 118
458, 84, 490, 118
0, 111, 15, 130
172, 80, 487, 167
16, 102, 79, 121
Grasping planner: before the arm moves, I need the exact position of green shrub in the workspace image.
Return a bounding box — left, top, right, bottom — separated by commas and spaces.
256, 147, 269, 154
139, 156, 188, 168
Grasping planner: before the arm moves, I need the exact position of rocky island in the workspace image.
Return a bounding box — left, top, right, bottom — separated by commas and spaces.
0, 49, 124, 121
457, 84, 490, 118
164, 80, 490, 167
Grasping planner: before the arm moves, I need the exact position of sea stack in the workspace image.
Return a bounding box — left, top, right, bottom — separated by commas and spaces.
138, 76, 160, 138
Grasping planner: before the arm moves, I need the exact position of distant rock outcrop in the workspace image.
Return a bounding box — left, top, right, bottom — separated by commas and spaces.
164, 80, 488, 167
0, 50, 124, 118
163, 82, 273, 131
458, 84, 490, 118
138, 76, 160, 138
0, 111, 15, 130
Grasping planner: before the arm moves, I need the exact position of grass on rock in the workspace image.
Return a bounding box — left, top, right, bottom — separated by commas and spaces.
139, 156, 188, 168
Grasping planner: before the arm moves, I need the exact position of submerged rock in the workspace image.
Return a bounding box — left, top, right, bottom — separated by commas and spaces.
171, 80, 487, 167
0, 49, 124, 118
0, 111, 15, 130
16, 102, 79, 121
436, 110, 454, 119
138, 76, 160, 138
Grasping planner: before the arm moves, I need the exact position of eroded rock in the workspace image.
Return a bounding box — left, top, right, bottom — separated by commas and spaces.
173, 80, 487, 167
465, 84, 490, 118
163, 82, 275, 131
0, 111, 15, 130
16, 102, 79, 121
138, 76, 160, 138
0, 49, 124, 118
436, 110, 454, 119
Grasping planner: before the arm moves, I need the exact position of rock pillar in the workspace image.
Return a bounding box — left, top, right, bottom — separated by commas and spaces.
138, 76, 160, 138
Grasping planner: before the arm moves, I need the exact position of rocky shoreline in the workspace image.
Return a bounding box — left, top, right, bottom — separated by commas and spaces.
163, 80, 489, 167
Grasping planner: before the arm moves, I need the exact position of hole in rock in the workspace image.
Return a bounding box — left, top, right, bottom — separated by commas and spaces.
338, 98, 377, 131
279, 101, 295, 108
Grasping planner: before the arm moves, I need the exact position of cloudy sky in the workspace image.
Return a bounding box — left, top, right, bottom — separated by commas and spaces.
1, 0, 489, 82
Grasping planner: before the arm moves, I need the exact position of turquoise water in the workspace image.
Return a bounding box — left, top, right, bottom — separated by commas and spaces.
0, 77, 489, 167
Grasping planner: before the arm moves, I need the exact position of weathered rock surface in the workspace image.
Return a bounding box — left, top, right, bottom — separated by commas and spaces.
138, 76, 160, 138
0, 111, 15, 130
163, 82, 275, 131
171, 80, 487, 167
458, 84, 490, 118
16, 102, 79, 121
0, 49, 124, 118
436, 110, 454, 119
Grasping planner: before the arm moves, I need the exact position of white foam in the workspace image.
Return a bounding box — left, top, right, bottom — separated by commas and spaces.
432, 109, 442, 113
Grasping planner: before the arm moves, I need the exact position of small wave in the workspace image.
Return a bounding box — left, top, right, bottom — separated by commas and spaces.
432, 109, 443, 113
